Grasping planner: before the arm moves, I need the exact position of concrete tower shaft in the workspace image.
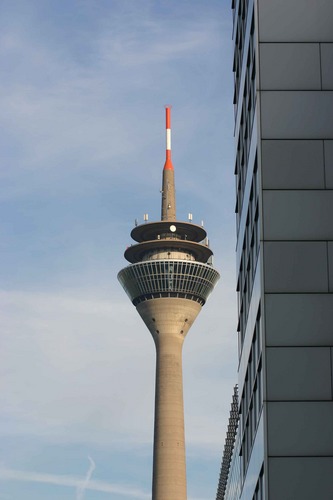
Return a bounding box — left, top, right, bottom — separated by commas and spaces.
118, 107, 219, 500
137, 298, 201, 499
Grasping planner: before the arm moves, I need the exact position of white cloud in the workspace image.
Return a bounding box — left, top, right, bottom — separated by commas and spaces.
0, 2, 229, 203
0, 280, 236, 454
0, 289, 154, 444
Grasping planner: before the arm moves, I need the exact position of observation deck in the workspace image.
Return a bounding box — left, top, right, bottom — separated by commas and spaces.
131, 221, 207, 243
118, 259, 220, 306
119, 217, 219, 306
125, 220, 213, 264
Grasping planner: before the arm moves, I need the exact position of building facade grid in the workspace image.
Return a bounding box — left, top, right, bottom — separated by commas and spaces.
217, 0, 333, 498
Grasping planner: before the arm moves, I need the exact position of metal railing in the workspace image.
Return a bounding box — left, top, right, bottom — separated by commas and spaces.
118, 259, 220, 305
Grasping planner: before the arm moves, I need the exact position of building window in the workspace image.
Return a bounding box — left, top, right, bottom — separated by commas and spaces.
239, 305, 262, 478
232, 1, 252, 115
253, 465, 264, 500
236, 153, 259, 351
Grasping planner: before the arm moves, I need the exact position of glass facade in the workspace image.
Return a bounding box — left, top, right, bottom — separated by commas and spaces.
217, 1, 264, 498
232, 0, 264, 494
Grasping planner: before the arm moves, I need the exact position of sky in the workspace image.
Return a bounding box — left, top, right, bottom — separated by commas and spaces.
0, 1, 237, 499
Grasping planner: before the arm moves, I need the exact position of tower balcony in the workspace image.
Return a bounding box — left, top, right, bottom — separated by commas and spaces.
131, 221, 207, 243
118, 259, 220, 306
124, 239, 213, 264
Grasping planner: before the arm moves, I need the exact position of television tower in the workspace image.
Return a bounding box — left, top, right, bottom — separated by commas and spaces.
118, 107, 220, 500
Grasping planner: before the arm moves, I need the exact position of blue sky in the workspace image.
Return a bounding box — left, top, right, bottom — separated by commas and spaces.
0, 1, 237, 499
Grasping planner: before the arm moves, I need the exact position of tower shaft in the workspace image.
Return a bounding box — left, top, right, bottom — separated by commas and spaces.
161, 168, 176, 221
153, 337, 186, 499
137, 297, 202, 500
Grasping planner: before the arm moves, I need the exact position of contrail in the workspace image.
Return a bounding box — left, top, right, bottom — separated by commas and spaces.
76, 456, 96, 500
0, 465, 150, 498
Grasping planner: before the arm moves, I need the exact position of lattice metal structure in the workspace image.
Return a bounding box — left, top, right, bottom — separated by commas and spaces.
216, 385, 239, 500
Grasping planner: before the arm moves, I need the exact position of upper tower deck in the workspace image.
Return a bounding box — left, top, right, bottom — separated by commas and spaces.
118, 106, 219, 306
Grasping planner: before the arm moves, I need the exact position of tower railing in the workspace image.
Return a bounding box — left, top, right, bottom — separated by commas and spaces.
118, 259, 219, 305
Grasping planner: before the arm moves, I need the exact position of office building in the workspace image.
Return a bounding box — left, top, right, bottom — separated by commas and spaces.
118, 107, 219, 500
217, 1, 333, 498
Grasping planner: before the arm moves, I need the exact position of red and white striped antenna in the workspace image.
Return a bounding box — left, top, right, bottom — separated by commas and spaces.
164, 105, 174, 171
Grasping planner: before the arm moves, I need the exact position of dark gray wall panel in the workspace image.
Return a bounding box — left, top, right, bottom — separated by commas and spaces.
264, 242, 328, 292
266, 347, 332, 400
263, 191, 333, 240
261, 140, 325, 189
258, 0, 333, 42
331, 349, 333, 396
265, 294, 333, 346
260, 43, 321, 90
261, 91, 333, 139
267, 402, 333, 455
321, 43, 333, 89
324, 140, 333, 188
269, 457, 333, 500
328, 242, 333, 292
